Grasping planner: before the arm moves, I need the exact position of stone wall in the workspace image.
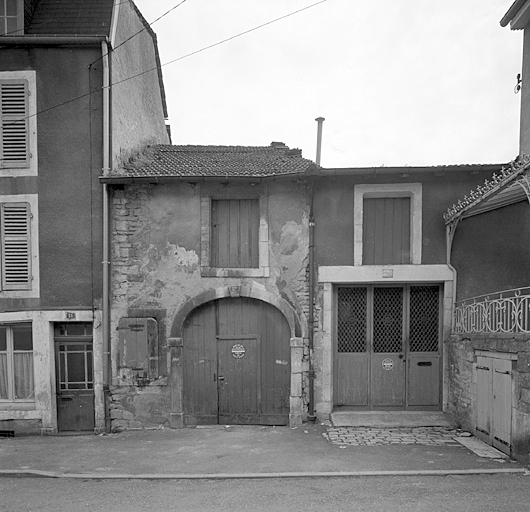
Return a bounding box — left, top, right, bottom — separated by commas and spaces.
107, 180, 311, 431
448, 333, 530, 464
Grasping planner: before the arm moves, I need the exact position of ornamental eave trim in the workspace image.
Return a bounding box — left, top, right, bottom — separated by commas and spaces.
443, 154, 530, 224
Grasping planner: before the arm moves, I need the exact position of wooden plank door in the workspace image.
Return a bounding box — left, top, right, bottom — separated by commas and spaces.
492, 357, 512, 455
183, 297, 290, 425
217, 298, 291, 425
182, 301, 218, 425
217, 335, 260, 424
475, 356, 492, 445
370, 287, 405, 407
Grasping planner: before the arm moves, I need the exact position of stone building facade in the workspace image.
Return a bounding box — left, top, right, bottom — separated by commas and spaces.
102, 144, 315, 430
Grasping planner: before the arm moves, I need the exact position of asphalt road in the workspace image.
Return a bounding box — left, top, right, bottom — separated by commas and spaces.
1, 474, 529, 512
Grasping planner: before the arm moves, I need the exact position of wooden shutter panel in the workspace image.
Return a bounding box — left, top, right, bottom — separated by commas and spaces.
0, 79, 29, 168
118, 317, 159, 379
211, 199, 259, 268
1, 202, 31, 290
363, 197, 411, 265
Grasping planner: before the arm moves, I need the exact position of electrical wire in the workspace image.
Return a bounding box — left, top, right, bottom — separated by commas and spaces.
89, 0, 188, 67
1, 0, 327, 132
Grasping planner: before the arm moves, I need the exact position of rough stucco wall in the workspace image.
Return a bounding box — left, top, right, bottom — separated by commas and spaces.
108, 180, 310, 430
0, 47, 104, 310
314, 170, 497, 267
452, 201, 530, 300
111, 3, 169, 170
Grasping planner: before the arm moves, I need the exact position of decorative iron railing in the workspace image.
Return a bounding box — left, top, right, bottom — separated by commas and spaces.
453, 287, 530, 334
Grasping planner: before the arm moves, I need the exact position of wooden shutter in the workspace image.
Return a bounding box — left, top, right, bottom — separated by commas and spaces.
0, 79, 29, 168
118, 317, 158, 379
1, 202, 31, 290
363, 197, 411, 265
211, 199, 259, 268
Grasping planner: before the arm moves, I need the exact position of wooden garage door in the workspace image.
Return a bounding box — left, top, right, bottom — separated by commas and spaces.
183, 297, 291, 425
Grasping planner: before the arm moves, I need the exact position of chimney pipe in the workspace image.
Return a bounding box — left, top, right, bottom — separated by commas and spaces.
315, 117, 325, 166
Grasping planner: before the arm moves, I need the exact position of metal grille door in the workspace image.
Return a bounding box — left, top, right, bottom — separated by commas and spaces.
371, 287, 405, 406
407, 286, 441, 407
335, 285, 441, 409
410, 286, 439, 352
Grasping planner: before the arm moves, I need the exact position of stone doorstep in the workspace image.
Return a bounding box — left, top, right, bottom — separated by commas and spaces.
330, 411, 456, 429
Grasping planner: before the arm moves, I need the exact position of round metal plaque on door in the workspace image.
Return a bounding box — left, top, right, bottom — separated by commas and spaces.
382, 358, 394, 371
231, 344, 246, 359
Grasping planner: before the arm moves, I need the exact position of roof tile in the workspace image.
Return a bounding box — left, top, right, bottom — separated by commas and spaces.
111, 144, 317, 179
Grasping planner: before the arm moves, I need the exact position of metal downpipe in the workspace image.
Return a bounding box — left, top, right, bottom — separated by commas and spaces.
101, 40, 111, 388
307, 117, 325, 421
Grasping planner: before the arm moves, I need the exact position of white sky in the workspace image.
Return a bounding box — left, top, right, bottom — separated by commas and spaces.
133, 0, 523, 168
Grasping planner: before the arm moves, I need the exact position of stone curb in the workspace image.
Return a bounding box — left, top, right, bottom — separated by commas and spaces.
0, 468, 527, 480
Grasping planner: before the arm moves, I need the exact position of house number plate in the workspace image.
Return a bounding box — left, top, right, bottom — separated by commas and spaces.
231, 344, 246, 359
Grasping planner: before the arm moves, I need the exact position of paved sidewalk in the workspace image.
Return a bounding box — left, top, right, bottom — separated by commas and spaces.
0, 424, 526, 479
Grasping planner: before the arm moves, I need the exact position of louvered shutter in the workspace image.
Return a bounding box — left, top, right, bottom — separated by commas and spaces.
0, 80, 29, 168
1, 202, 31, 290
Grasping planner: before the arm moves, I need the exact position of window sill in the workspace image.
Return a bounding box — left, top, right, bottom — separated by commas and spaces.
201, 267, 270, 278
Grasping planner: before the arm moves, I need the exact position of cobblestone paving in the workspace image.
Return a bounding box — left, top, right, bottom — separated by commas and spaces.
323, 426, 464, 446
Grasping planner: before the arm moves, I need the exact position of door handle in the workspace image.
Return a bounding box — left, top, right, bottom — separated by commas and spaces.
218, 376, 225, 381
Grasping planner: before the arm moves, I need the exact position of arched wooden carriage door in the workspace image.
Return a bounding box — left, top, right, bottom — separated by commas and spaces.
334, 284, 442, 410
183, 297, 291, 425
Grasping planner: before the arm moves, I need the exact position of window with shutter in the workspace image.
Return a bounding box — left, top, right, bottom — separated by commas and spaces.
0, 79, 28, 168
353, 184, 422, 266
200, 194, 270, 278
0, 71, 36, 177
211, 199, 260, 268
1, 202, 31, 290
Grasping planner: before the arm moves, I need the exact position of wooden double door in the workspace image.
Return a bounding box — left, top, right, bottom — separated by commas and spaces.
183, 297, 291, 425
335, 285, 441, 409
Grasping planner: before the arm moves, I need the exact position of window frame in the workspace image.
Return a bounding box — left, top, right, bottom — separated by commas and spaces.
0, 322, 34, 403
0, 194, 39, 298
0, 0, 24, 36
0, 70, 37, 177
200, 194, 270, 278
354, 183, 422, 266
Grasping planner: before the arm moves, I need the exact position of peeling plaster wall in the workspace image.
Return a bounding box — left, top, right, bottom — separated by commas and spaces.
108, 180, 310, 430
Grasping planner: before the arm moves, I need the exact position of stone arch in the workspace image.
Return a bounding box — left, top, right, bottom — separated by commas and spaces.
170, 281, 305, 339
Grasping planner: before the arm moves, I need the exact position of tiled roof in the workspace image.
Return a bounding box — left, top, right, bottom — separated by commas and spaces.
109, 144, 317, 179
26, 0, 114, 36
